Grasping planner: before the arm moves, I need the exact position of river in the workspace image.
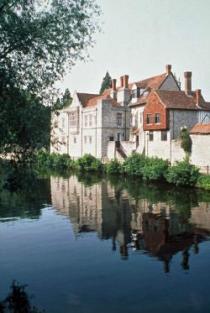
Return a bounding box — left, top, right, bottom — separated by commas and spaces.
0, 173, 210, 312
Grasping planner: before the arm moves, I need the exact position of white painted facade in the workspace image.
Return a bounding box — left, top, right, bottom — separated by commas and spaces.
51, 92, 131, 159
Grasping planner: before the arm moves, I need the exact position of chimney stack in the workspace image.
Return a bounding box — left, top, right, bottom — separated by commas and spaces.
123, 75, 129, 89
112, 79, 117, 91
166, 64, 172, 75
195, 89, 201, 105
120, 76, 124, 87
184, 71, 192, 95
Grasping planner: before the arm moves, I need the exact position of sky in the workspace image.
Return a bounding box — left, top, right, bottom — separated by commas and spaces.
60, 0, 210, 99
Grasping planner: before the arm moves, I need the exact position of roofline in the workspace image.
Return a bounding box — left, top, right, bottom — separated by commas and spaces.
158, 72, 181, 91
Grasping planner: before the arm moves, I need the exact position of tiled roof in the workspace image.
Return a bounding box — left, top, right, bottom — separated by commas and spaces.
77, 93, 99, 107
86, 94, 118, 107
156, 90, 210, 111
130, 73, 167, 90
190, 123, 210, 134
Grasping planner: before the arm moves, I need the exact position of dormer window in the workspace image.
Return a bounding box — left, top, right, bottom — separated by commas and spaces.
131, 87, 140, 98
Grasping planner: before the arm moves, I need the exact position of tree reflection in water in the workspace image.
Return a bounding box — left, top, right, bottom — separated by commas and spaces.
0, 281, 44, 313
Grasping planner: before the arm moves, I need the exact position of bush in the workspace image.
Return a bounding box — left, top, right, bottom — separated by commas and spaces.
197, 175, 210, 190
142, 157, 169, 181
123, 153, 146, 176
165, 160, 200, 187
36, 150, 74, 171
180, 128, 192, 154
76, 154, 103, 172
105, 160, 122, 175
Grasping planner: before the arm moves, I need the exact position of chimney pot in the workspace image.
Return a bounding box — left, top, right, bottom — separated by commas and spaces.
184, 71, 192, 95
195, 89, 201, 105
120, 76, 124, 87
166, 64, 172, 75
123, 75, 129, 89
112, 79, 117, 91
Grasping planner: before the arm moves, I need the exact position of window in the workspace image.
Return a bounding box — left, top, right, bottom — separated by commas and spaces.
131, 88, 140, 98
74, 137, 77, 143
149, 131, 153, 141
155, 113, 160, 124
89, 136, 92, 144
62, 117, 65, 128
84, 136, 87, 144
116, 113, 123, 126
89, 115, 92, 127
146, 114, 152, 124
84, 115, 88, 127
109, 136, 114, 141
69, 111, 78, 127
161, 131, 167, 141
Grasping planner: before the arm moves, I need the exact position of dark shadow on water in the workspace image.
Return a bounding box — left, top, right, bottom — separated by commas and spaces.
0, 281, 44, 313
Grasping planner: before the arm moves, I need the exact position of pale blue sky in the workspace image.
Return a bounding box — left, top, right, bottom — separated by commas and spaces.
61, 0, 210, 99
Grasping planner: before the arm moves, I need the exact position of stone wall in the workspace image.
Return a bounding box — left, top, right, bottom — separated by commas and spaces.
191, 134, 210, 170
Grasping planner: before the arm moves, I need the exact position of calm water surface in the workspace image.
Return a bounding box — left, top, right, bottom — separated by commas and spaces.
1, 174, 210, 312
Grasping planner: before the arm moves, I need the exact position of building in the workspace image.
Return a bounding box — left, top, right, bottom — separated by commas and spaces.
51, 77, 131, 159
51, 65, 210, 168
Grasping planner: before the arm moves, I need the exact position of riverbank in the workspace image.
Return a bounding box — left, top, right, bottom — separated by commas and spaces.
35, 151, 210, 191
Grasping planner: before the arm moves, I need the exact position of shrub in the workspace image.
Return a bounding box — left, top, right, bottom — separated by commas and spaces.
197, 175, 210, 190
123, 153, 146, 176
36, 150, 74, 171
180, 128, 192, 154
105, 160, 122, 175
50, 153, 73, 170
142, 157, 169, 181
76, 154, 103, 172
165, 160, 200, 187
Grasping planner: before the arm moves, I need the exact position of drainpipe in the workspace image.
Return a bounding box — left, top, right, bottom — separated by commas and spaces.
81, 109, 83, 156
95, 108, 97, 158
67, 112, 70, 155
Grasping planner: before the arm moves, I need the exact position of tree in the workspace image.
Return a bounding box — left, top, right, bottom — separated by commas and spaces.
53, 89, 72, 110
99, 71, 112, 94
62, 88, 72, 107
0, 0, 100, 160
0, 0, 100, 94
0, 84, 51, 161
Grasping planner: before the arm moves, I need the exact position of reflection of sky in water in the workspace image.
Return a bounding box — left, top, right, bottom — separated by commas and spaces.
0, 175, 210, 313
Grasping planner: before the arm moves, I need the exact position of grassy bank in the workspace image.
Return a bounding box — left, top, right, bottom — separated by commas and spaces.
34, 151, 210, 190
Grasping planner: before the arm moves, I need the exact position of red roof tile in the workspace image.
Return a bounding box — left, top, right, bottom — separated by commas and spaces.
86, 94, 118, 107
129, 73, 167, 90
77, 93, 99, 107
190, 123, 210, 134
156, 90, 210, 111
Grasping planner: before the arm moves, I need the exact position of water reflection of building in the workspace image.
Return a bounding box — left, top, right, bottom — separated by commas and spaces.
51, 176, 210, 271
51, 176, 103, 235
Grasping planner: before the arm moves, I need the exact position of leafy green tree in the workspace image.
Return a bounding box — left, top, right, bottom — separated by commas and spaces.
0, 0, 100, 93
62, 88, 72, 107
0, 0, 100, 160
99, 71, 112, 94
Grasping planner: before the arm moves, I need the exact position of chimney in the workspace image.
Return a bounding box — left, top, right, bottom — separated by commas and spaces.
123, 75, 129, 89
195, 89, 202, 105
184, 71, 192, 95
111, 79, 117, 91
166, 64, 172, 75
120, 76, 124, 87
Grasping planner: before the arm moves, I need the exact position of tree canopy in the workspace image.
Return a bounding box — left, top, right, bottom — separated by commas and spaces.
0, 0, 100, 94
99, 71, 112, 94
0, 0, 100, 160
